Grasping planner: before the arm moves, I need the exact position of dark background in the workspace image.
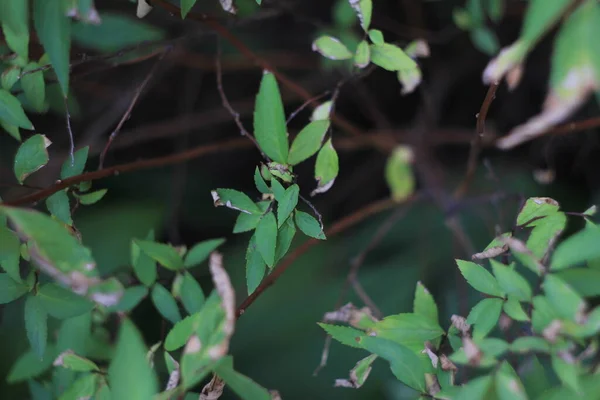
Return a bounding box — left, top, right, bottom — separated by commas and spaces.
1, 0, 599, 398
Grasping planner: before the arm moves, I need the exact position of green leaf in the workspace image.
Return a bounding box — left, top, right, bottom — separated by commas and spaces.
22, 62, 46, 112
6, 345, 57, 383
271, 177, 286, 200
503, 297, 529, 321
211, 188, 262, 214
531, 295, 557, 333
312, 35, 353, 60
0, 0, 29, 59
471, 26, 499, 55
510, 337, 550, 354
2, 66, 21, 91
495, 369, 528, 400
318, 323, 364, 348
254, 167, 270, 194
108, 285, 148, 313
552, 225, 600, 270
295, 210, 325, 240
255, 211, 277, 267
34, 0, 71, 96
0, 120, 21, 141
368, 29, 384, 45
370, 43, 418, 72
359, 336, 425, 392
131, 231, 157, 287
385, 145, 415, 202
354, 40, 370, 68
555, 268, 600, 297
54, 350, 100, 372
46, 190, 72, 226
28, 380, 52, 400
58, 373, 97, 400
246, 233, 266, 295
476, 338, 508, 358
179, 272, 205, 314
288, 120, 330, 165
213, 356, 271, 400
336, 354, 377, 389
276, 184, 299, 227
543, 274, 585, 322
0, 89, 34, 129
413, 281, 439, 324
370, 313, 444, 350
38, 283, 94, 319
76, 189, 107, 205
233, 201, 269, 233
135, 240, 183, 270
456, 259, 504, 297
0, 227, 22, 282
455, 375, 493, 400
14, 134, 50, 184
311, 101, 332, 121
184, 238, 225, 268
180, 0, 197, 18
56, 312, 92, 356
72, 12, 163, 52
60, 147, 89, 179
467, 298, 503, 339
25, 295, 48, 360
165, 313, 198, 351
349, 0, 372, 31
253, 72, 289, 163
491, 260, 532, 301
313, 138, 338, 195
108, 319, 158, 400
0, 273, 28, 303
551, 353, 580, 394
151, 283, 182, 324
275, 216, 296, 264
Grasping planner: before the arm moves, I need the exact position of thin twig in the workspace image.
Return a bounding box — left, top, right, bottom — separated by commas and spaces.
64, 98, 75, 164
454, 82, 499, 198
215, 39, 264, 155
98, 48, 171, 169
2, 138, 249, 206
286, 90, 331, 124
235, 196, 404, 318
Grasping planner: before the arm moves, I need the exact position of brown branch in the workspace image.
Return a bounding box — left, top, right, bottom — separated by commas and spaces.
545, 115, 600, 137
98, 48, 171, 169
1, 138, 249, 207
453, 82, 499, 198
235, 196, 411, 318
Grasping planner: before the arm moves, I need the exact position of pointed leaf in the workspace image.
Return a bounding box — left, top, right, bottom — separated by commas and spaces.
0, 228, 22, 282
255, 211, 277, 267
413, 281, 439, 323
276, 184, 299, 227
184, 238, 225, 268
543, 274, 585, 322
253, 72, 288, 163
131, 231, 157, 287
349, 0, 372, 31
38, 283, 94, 319
552, 224, 600, 270
14, 134, 50, 184
318, 323, 364, 348
151, 283, 182, 324
211, 188, 261, 214
179, 272, 205, 314
275, 216, 296, 263
135, 240, 183, 270
213, 356, 271, 400
288, 120, 330, 165
22, 62, 46, 112
108, 285, 148, 313
61, 146, 89, 179
370, 43, 417, 72
46, 190, 72, 226
25, 295, 48, 360
76, 189, 107, 205
312, 36, 353, 60
254, 167, 270, 194
467, 298, 503, 339
246, 233, 266, 294
295, 210, 325, 240
313, 138, 338, 195
0, 88, 34, 129
457, 259, 504, 297
490, 260, 532, 301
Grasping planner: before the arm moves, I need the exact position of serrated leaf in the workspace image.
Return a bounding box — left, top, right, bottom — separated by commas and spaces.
211, 188, 262, 214
254, 167, 270, 194
108, 285, 148, 313
25, 295, 48, 360
371, 313, 444, 350
543, 274, 585, 322
275, 216, 296, 264
46, 190, 72, 226
213, 356, 271, 400
255, 211, 277, 267
179, 272, 204, 314
14, 134, 50, 183
354, 40, 370, 68
60, 146, 89, 179
413, 281, 439, 323
151, 283, 182, 324
467, 298, 503, 339
490, 260, 532, 301
294, 210, 325, 240
72, 12, 163, 52
349, 0, 372, 31
370, 43, 418, 72
457, 259, 504, 297
368, 29, 384, 45
184, 238, 225, 268
0, 227, 22, 282
253, 72, 289, 163
312, 35, 353, 60
0, 90, 34, 131
34, 0, 71, 95
503, 297, 529, 321
233, 201, 269, 233
288, 120, 330, 165
38, 284, 94, 319
276, 184, 299, 227
318, 323, 364, 348
385, 145, 415, 201
359, 336, 425, 392
246, 233, 266, 294
22, 62, 46, 112
108, 319, 158, 400
76, 189, 107, 205
313, 138, 338, 195
135, 240, 183, 270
